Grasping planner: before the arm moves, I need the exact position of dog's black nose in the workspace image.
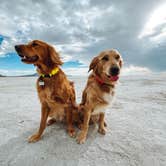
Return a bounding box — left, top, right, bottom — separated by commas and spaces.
110, 66, 119, 76
15, 45, 20, 52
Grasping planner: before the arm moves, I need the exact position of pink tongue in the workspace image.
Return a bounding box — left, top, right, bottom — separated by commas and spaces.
110, 75, 119, 81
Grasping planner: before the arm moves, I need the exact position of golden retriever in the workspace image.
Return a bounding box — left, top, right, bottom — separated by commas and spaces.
77, 49, 123, 144
15, 40, 77, 142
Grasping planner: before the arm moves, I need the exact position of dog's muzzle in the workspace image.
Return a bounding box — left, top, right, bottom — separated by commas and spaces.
110, 66, 120, 76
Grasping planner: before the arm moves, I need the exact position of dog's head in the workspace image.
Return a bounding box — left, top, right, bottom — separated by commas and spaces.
15, 40, 63, 72
89, 49, 123, 82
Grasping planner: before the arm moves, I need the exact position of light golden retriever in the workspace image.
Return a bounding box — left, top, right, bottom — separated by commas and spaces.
77, 49, 123, 144
15, 40, 77, 142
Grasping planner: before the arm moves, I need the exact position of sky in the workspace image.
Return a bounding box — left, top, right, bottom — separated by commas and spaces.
0, 0, 166, 76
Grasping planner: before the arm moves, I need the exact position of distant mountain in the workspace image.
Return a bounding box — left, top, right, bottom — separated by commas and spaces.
0, 73, 38, 77
0, 74, 6, 77
20, 73, 38, 77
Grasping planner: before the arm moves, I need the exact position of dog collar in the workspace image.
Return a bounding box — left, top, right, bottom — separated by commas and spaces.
95, 75, 114, 88
95, 75, 104, 84
40, 67, 59, 78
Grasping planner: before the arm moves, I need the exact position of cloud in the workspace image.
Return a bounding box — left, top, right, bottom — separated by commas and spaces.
0, 0, 166, 72
63, 67, 88, 76
121, 65, 151, 75
0, 38, 16, 56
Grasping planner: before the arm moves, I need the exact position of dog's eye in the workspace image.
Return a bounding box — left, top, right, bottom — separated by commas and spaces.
115, 54, 120, 60
102, 55, 109, 61
32, 43, 38, 47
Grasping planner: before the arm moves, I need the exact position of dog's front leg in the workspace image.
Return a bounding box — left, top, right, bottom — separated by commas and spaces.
66, 107, 76, 137
77, 109, 91, 144
28, 103, 49, 143
98, 112, 107, 135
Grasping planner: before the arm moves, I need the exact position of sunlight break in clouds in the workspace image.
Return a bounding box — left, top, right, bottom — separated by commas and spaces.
139, 3, 166, 40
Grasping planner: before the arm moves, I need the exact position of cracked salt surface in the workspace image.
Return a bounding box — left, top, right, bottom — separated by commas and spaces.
0, 73, 166, 166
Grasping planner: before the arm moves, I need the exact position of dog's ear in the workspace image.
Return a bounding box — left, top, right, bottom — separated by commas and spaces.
88, 56, 99, 72
48, 45, 63, 65
119, 56, 123, 68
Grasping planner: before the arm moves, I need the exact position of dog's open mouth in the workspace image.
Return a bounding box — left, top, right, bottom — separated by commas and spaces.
106, 74, 119, 81
19, 54, 38, 63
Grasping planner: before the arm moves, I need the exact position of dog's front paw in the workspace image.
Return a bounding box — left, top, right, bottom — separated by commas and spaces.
98, 127, 107, 135
28, 133, 41, 143
67, 127, 76, 138
76, 132, 87, 144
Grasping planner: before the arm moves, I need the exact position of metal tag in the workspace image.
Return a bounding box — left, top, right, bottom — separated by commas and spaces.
39, 80, 45, 86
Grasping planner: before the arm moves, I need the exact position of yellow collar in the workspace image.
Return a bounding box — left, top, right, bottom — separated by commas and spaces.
40, 67, 59, 78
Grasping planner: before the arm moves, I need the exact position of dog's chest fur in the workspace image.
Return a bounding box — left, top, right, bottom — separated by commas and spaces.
92, 90, 115, 115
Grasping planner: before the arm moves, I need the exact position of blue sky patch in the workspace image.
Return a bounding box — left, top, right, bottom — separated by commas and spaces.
0, 52, 85, 72
0, 52, 34, 70
0, 35, 4, 45
62, 60, 84, 68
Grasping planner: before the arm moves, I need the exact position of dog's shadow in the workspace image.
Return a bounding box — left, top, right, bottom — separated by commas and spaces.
0, 122, 102, 165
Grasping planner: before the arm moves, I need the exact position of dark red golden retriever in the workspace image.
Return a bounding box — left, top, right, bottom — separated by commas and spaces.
15, 40, 77, 142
